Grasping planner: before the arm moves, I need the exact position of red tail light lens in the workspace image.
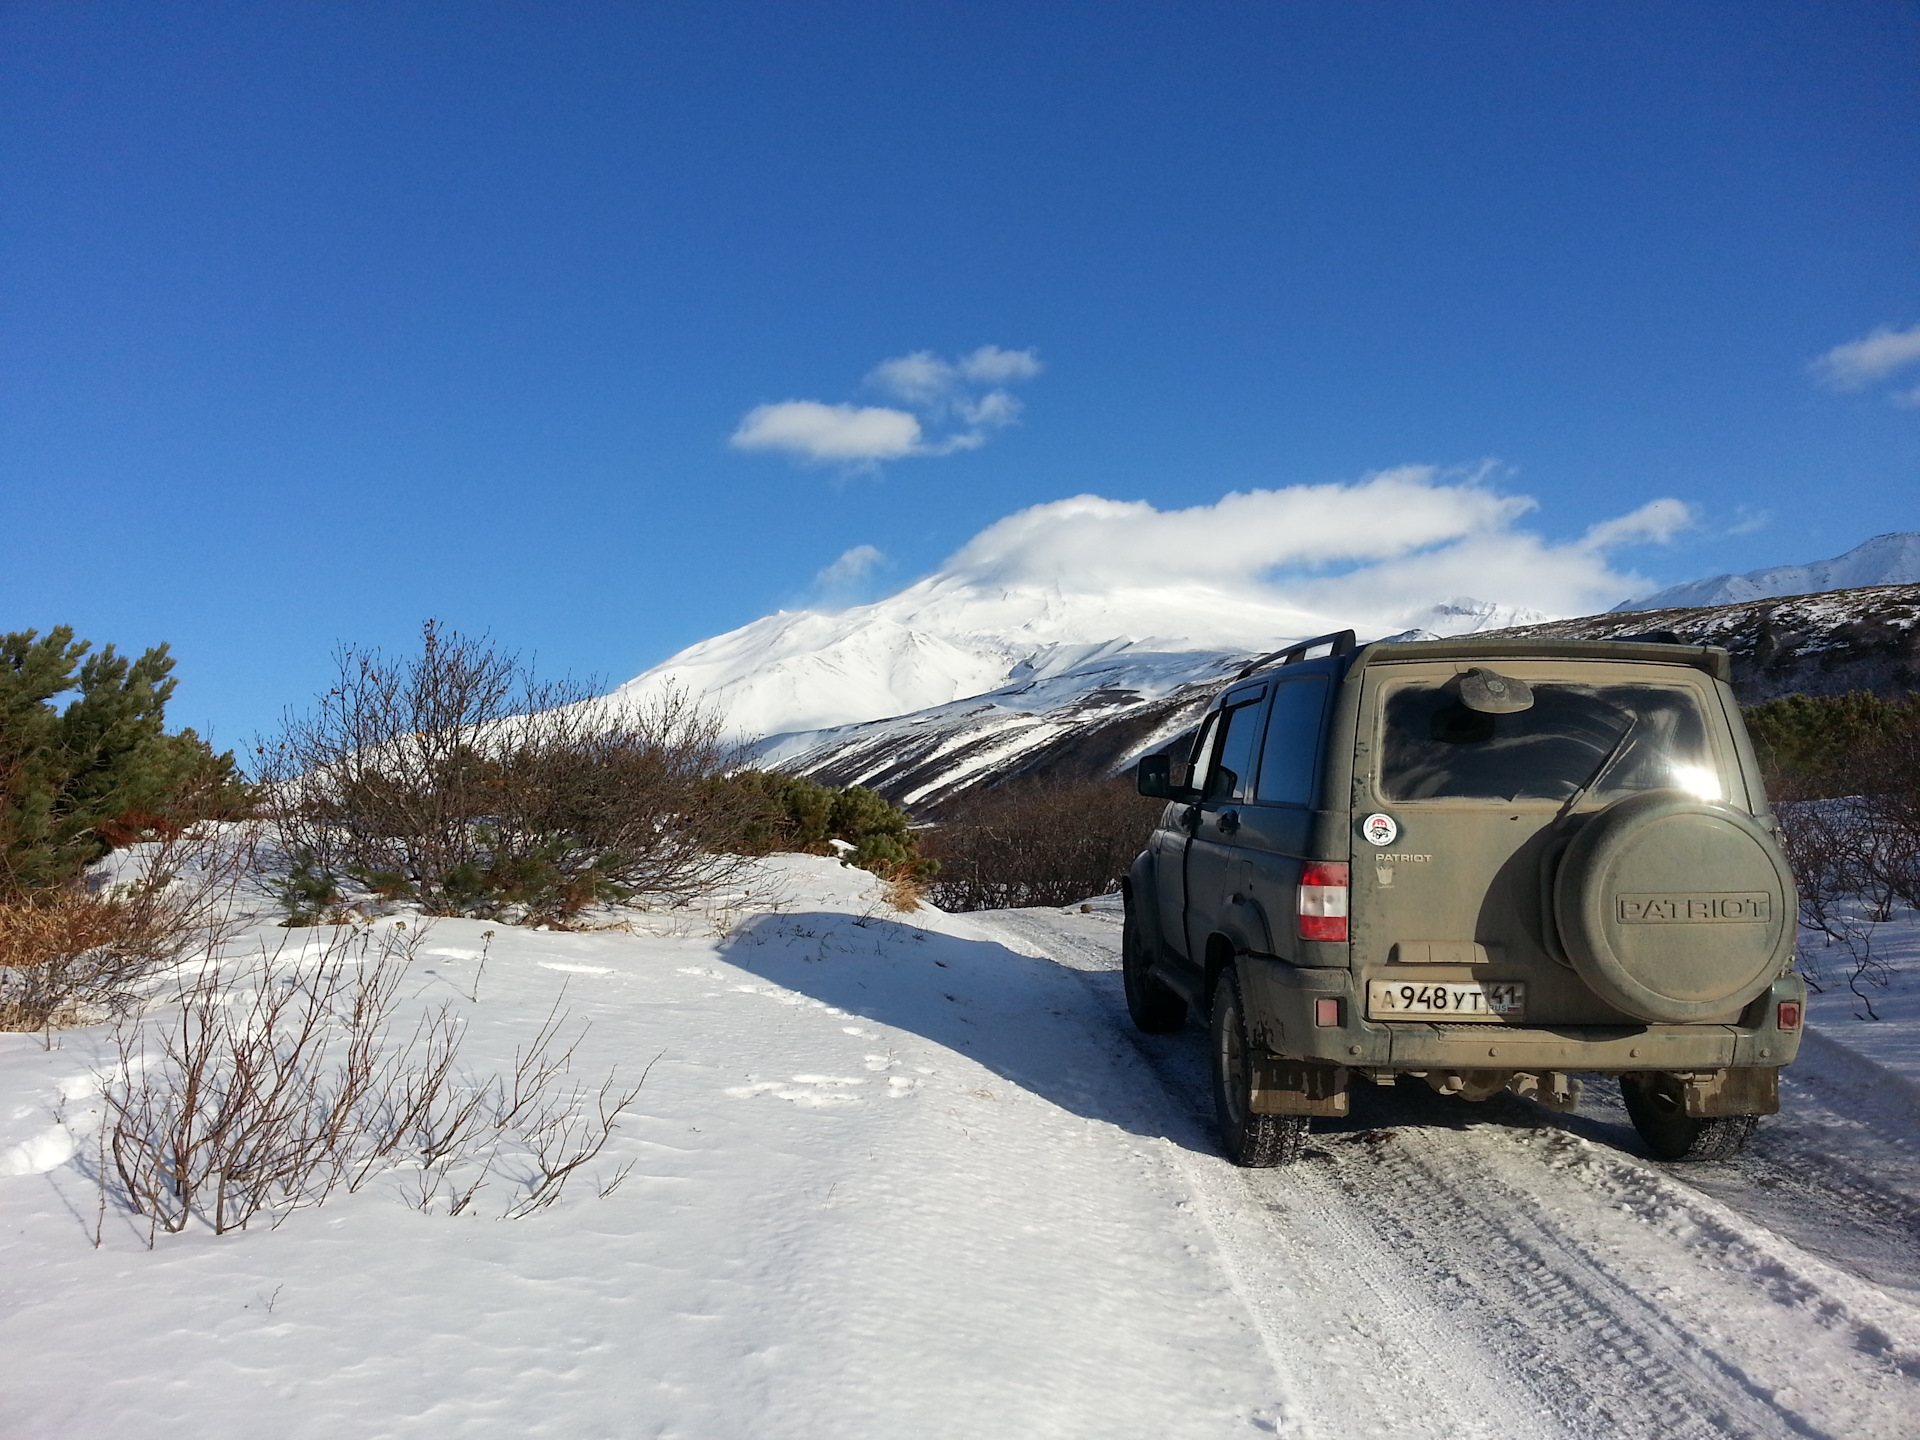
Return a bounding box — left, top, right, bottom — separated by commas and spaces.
1297, 861, 1349, 942
1776, 1000, 1802, 1031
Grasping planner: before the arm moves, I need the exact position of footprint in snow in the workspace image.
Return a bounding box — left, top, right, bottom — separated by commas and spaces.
0, 1124, 76, 1176
724, 1075, 867, 1106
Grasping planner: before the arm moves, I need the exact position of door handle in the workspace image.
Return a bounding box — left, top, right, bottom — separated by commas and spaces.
1180, 805, 1199, 831
1218, 808, 1240, 835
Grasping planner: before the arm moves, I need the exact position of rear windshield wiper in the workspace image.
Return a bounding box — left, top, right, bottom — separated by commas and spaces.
1553, 712, 1641, 824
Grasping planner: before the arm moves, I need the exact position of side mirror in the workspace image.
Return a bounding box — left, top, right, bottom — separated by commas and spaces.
1136, 754, 1176, 799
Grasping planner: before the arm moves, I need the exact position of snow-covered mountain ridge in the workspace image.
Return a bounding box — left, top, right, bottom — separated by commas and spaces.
613, 570, 1542, 743
1615, 532, 1920, 611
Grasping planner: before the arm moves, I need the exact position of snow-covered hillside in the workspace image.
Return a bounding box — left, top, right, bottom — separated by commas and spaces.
1616, 532, 1920, 611
759, 645, 1244, 811
613, 570, 1542, 744
1497, 581, 1920, 704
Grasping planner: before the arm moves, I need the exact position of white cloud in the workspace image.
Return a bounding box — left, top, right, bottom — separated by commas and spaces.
1580, 497, 1695, 549
960, 390, 1023, 428
866, 345, 1042, 409
865, 352, 955, 407
1811, 323, 1920, 391
730, 345, 1041, 469
957, 345, 1044, 385
814, 544, 886, 588
942, 467, 1689, 625
730, 401, 924, 463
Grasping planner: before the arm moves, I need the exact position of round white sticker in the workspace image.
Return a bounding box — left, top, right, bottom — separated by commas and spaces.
1362, 813, 1399, 847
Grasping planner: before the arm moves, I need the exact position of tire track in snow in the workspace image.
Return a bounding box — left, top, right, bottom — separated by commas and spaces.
968, 905, 1920, 1440
1298, 1122, 1834, 1439
970, 908, 1563, 1440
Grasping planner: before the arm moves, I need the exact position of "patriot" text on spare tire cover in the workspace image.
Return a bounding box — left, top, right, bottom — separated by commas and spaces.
1551, 789, 1795, 1023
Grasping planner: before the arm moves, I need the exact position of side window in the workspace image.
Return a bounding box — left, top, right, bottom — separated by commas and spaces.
1182, 712, 1222, 792
1255, 677, 1329, 806
1207, 700, 1265, 801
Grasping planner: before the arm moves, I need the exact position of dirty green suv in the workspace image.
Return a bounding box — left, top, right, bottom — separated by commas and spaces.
1126, 632, 1803, 1167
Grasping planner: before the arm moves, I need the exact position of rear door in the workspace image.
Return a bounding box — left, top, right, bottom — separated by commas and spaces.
1352, 660, 1745, 1029
1229, 674, 1332, 959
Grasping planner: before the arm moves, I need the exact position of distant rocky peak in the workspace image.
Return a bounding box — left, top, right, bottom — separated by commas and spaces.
1615, 532, 1920, 612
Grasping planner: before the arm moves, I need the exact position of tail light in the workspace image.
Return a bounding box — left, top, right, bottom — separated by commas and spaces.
1776, 1000, 1802, 1031
1297, 862, 1349, 942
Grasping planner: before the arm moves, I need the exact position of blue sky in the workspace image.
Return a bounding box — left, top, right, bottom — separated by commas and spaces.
3, 2, 1917, 749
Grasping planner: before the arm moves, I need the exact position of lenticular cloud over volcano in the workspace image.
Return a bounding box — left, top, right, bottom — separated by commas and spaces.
945, 467, 1690, 621
616, 467, 1694, 741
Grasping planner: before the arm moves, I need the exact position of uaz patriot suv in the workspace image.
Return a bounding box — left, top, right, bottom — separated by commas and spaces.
1125, 631, 1803, 1167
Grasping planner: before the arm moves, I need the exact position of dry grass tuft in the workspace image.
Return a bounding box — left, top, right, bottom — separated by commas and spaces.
881, 871, 925, 913
0, 822, 257, 1032
0, 890, 137, 970
0, 891, 174, 1030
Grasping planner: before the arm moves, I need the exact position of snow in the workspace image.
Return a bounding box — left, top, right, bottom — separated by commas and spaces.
0, 859, 1283, 1437
1801, 910, 1920, 1090
1615, 531, 1920, 612
613, 568, 1549, 743
751, 644, 1241, 799
5, 858, 1920, 1438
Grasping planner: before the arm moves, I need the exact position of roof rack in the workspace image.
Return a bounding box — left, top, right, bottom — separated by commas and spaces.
1235, 629, 1357, 680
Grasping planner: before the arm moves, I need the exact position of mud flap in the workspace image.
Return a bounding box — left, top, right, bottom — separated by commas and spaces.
1250, 1056, 1349, 1116
1679, 1066, 1779, 1118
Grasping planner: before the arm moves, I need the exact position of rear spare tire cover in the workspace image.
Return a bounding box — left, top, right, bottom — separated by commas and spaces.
1552, 789, 1795, 1023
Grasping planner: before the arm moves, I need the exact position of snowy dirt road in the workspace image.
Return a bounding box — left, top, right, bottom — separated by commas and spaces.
971, 903, 1920, 1440
4, 858, 1918, 1440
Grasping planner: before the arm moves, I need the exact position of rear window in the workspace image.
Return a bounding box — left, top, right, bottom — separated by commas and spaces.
1378, 680, 1724, 804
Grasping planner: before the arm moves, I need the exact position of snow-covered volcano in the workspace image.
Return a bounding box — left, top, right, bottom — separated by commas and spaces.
610, 475, 1697, 742
609, 571, 1543, 742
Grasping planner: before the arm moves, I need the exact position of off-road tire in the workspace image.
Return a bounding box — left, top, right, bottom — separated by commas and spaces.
1211, 966, 1310, 1167
1122, 906, 1188, 1033
1621, 1073, 1760, 1161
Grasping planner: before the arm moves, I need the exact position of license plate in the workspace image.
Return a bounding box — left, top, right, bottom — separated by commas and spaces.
1366, 979, 1525, 1021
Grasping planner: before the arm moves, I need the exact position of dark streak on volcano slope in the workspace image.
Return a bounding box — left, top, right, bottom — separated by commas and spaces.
784, 677, 1227, 815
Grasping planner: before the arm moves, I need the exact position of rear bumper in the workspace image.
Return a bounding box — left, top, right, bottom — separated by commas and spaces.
1239, 956, 1806, 1073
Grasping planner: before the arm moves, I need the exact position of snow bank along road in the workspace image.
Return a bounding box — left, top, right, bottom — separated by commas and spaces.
2, 855, 1917, 1440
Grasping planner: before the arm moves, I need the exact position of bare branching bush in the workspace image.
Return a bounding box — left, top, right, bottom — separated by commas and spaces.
1777, 799, 1896, 1016
1756, 692, 1920, 1017
100, 922, 645, 1238
258, 621, 766, 923
0, 818, 258, 1032
923, 776, 1163, 912
493, 1002, 649, 1219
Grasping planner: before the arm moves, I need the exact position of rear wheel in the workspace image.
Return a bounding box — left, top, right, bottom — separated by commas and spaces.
1621, 1073, 1759, 1161
1122, 906, 1187, 1033
1211, 966, 1309, 1167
